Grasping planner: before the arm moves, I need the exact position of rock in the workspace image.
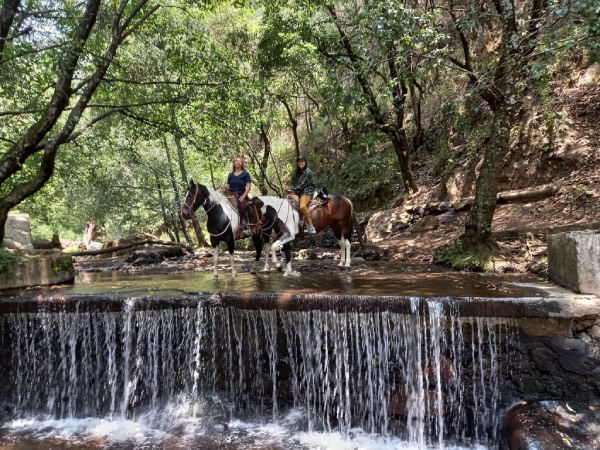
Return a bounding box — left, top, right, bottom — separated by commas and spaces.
2, 213, 33, 251
411, 215, 438, 233
365, 207, 412, 242
502, 401, 599, 450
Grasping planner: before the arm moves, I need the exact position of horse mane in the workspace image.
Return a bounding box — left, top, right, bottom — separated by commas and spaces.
205, 185, 231, 207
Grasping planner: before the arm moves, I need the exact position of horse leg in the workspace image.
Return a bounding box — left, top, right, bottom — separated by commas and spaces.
251, 235, 262, 274
282, 245, 299, 277
226, 241, 236, 277
344, 237, 351, 267
213, 245, 219, 278
262, 242, 272, 272
337, 237, 346, 268
271, 230, 292, 270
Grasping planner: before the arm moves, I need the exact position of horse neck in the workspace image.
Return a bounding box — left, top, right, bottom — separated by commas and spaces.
202, 187, 228, 212
259, 196, 299, 230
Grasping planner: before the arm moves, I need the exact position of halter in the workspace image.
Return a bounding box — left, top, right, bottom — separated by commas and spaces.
183, 184, 202, 215
184, 184, 232, 237
244, 200, 288, 239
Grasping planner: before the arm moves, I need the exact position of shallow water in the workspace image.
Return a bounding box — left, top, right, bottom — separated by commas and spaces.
0, 402, 490, 450
67, 270, 543, 299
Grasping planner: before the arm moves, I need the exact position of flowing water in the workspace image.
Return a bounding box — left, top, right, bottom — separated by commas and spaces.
0, 297, 515, 449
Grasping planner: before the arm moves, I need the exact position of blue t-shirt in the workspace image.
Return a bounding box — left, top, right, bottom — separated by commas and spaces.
227, 170, 251, 194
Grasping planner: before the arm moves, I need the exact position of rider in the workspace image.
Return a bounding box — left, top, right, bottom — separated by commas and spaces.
225, 156, 252, 238
285, 155, 316, 234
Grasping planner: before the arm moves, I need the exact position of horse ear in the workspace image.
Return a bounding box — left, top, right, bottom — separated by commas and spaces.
255, 197, 264, 208
189, 179, 195, 188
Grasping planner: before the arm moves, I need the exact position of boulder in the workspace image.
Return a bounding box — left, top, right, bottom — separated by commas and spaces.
365, 207, 412, 242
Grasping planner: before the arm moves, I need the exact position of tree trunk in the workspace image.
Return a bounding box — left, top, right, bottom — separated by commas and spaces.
463, 94, 516, 248
170, 113, 208, 247
258, 123, 271, 195
164, 138, 194, 246
409, 79, 424, 150
390, 130, 418, 194
83, 220, 97, 249
280, 97, 300, 158
156, 176, 177, 242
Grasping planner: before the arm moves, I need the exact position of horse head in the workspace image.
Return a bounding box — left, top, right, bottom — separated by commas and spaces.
181, 179, 207, 220
243, 196, 264, 235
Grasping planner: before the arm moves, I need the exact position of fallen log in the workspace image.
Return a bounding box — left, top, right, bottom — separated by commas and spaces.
67, 239, 191, 257
404, 185, 561, 216
496, 185, 560, 204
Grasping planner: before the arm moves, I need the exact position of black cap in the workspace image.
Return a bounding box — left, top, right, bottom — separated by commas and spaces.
297, 155, 307, 162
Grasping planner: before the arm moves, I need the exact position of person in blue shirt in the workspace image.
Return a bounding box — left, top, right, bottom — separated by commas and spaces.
285, 155, 316, 234
226, 156, 252, 212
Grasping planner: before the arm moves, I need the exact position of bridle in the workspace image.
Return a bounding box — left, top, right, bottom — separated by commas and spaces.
183, 183, 232, 237
244, 201, 286, 239
183, 184, 218, 218
183, 184, 202, 217
244, 201, 264, 235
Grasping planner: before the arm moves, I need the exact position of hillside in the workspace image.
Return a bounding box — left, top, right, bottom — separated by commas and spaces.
368, 63, 600, 273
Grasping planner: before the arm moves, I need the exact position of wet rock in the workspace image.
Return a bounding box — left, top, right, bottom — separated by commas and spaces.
502, 401, 600, 450
124, 246, 186, 265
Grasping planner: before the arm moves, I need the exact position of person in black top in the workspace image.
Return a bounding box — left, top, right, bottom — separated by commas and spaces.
285, 155, 316, 234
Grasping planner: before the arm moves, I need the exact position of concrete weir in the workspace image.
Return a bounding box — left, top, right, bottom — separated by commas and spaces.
1, 273, 599, 449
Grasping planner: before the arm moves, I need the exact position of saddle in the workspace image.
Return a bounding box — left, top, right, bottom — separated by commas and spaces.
223, 190, 248, 240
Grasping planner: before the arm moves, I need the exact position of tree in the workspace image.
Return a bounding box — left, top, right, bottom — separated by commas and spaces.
0, 0, 160, 244
443, 0, 594, 250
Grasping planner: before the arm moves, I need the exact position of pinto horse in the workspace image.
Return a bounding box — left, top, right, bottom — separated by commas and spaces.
244, 197, 297, 276
244, 192, 354, 274
181, 179, 244, 277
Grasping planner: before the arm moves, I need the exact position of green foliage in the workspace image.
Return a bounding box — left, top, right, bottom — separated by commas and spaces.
51, 258, 74, 274
433, 239, 496, 272
0, 248, 16, 275
318, 138, 404, 209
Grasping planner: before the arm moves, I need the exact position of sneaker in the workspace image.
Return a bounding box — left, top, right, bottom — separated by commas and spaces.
308, 226, 316, 234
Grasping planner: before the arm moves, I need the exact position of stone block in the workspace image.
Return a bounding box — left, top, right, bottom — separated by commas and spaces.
0, 251, 74, 290
3, 213, 33, 251
548, 231, 600, 296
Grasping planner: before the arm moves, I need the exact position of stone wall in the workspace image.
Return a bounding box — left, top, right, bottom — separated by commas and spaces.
0, 250, 74, 289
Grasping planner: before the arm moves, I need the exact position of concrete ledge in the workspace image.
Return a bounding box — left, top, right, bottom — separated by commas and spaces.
0, 251, 74, 290
548, 231, 600, 296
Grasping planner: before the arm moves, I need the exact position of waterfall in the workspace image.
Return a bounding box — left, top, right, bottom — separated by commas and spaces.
0, 299, 515, 448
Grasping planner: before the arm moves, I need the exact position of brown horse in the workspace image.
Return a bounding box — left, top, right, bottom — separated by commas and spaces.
244, 190, 354, 271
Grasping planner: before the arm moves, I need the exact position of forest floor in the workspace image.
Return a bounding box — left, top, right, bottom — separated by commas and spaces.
370, 63, 600, 275
74, 65, 599, 278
